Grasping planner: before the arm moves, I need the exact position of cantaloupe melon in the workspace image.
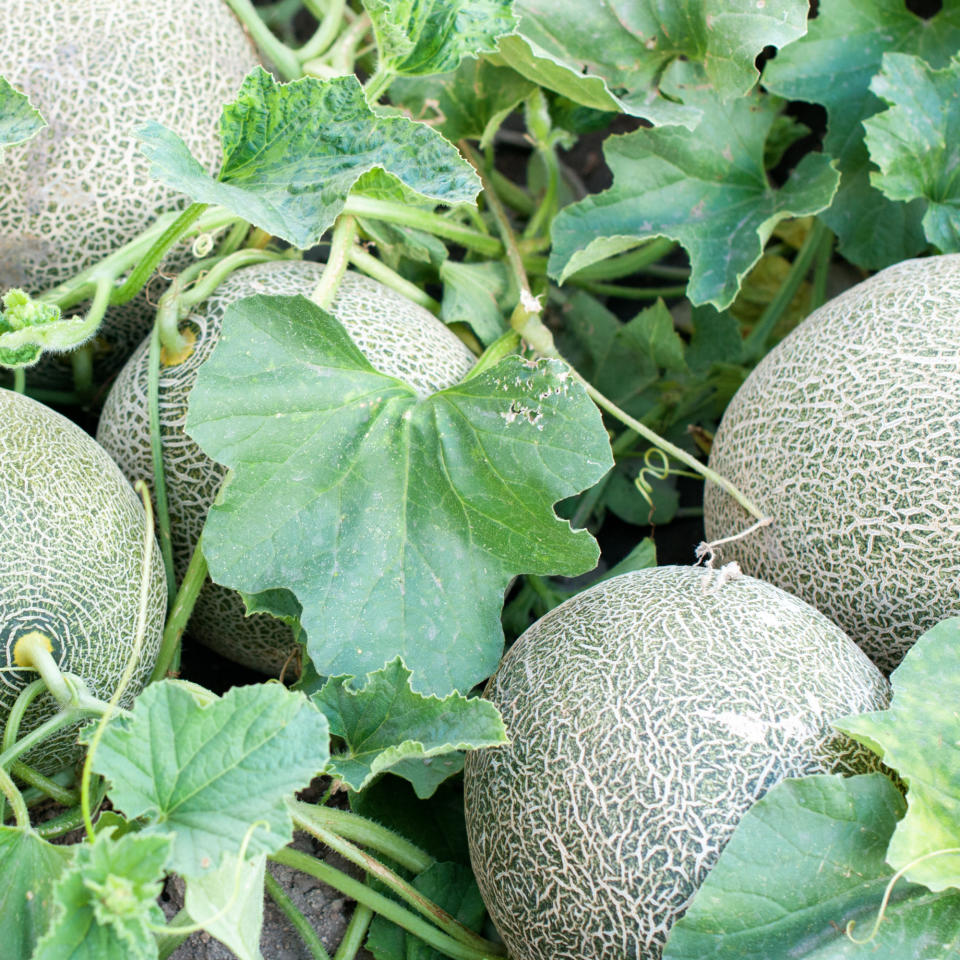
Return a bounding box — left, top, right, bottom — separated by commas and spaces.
0, 389, 166, 773
463, 564, 889, 960
96, 259, 477, 674
0, 0, 258, 383
703, 254, 960, 672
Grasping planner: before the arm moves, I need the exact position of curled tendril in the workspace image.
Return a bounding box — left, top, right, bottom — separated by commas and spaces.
633, 447, 702, 517
192, 233, 215, 258
845, 846, 960, 945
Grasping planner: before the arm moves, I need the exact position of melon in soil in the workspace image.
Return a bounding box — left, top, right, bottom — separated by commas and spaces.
704, 253, 960, 672
464, 564, 889, 960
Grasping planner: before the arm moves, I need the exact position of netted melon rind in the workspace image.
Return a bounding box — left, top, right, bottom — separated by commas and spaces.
0, 391, 166, 774
703, 254, 960, 673
464, 565, 889, 960
0, 0, 259, 385
96, 260, 477, 674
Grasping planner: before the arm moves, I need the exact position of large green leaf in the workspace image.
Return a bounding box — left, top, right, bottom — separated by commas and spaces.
548, 73, 839, 308
364, 0, 516, 78
440, 259, 513, 344
495, 0, 809, 128
140, 68, 479, 248
664, 773, 960, 959
186, 294, 612, 695
863, 53, 960, 252
314, 657, 507, 792
836, 618, 960, 892
33, 830, 171, 960
763, 0, 960, 268
89, 680, 330, 879
0, 76, 44, 157
0, 827, 72, 960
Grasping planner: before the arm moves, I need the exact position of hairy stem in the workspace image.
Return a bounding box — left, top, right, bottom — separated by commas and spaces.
11, 761, 78, 807
334, 903, 372, 960
313, 215, 358, 308
150, 544, 209, 682
265, 872, 333, 960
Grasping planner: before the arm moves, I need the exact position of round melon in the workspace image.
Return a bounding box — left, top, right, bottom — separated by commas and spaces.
0, 390, 166, 773
96, 259, 477, 674
463, 564, 889, 960
0, 0, 258, 384
703, 254, 960, 672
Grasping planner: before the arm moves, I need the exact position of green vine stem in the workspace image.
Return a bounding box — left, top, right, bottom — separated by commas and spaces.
224, 0, 302, 79
0, 765, 28, 828
305, 12, 371, 77
0, 706, 105, 773
149, 544, 209, 682
10, 761, 78, 807
12, 368, 25, 393
2, 678, 48, 753
70, 345, 95, 400
343, 196, 503, 258
148, 320, 177, 606
313, 215, 358, 308
12, 632, 91, 710
156, 909, 191, 960
110, 202, 209, 307
334, 903, 372, 960
297, 0, 346, 62
363, 65, 394, 104
808, 222, 835, 313
293, 815, 488, 954
462, 141, 771, 525
570, 238, 678, 282
576, 281, 688, 300
265, 872, 333, 960
291, 802, 434, 873
271, 847, 506, 960
34, 777, 107, 839
348, 247, 441, 314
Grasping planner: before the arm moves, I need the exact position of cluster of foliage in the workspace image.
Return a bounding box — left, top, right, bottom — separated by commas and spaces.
2, 0, 959, 957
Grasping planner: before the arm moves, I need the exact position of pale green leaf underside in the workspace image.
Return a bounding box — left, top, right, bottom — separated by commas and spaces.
864, 53, 960, 253
664, 774, 960, 960
186, 294, 612, 695
548, 75, 839, 307
314, 658, 507, 792
0, 76, 45, 157
496, 0, 808, 128
140, 68, 479, 248
0, 827, 72, 960
836, 618, 960, 892
365, 0, 516, 77
763, 0, 960, 268
33, 830, 171, 960
90, 681, 330, 879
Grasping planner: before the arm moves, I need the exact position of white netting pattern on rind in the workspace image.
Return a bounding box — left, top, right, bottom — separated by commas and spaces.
464, 566, 889, 960
0, 0, 258, 384
704, 254, 960, 673
97, 260, 477, 673
0, 391, 166, 774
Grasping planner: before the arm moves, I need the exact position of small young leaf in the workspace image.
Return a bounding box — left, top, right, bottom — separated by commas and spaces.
495, 0, 809, 128
763, 0, 960, 268
0, 76, 44, 157
864, 53, 960, 252
0, 827, 72, 960
314, 657, 507, 792
0, 289, 72, 368
186, 294, 612, 695
33, 829, 171, 960
140, 68, 480, 248
836, 618, 960, 892
184, 853, 266, 960
548, 70, 839, 308
89, 680, 330, 878
364, 0, 516, 78
663, 773, 960, 959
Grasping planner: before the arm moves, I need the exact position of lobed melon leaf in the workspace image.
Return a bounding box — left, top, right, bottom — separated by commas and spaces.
140, 68, 480, 250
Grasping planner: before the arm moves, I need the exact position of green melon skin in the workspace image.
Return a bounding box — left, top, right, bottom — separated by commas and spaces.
0, 0, 258, 387
463, 564, 889, 960
703, 254, 960, 673
0, 390, 166, 774
96, 260, 477, 674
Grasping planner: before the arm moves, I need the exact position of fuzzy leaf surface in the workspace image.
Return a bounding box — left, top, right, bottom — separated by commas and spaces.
364, 0, 516, 77
89, 680, 330, 879
0, 289, 70, 368
185, 854, 266, 960
763, 0, 960, 268
495, 0, 808, 128
32, 830, 171, 960
664, 773, 960, 959
0, 827, 72, 960
0, 77, 44, 157
186, 294, 612, 695
836, 618, 960, 892
863, 53, 960, 252
549, 74, 839, 307
139, 68, 479, 248
314, 657, 507, 792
